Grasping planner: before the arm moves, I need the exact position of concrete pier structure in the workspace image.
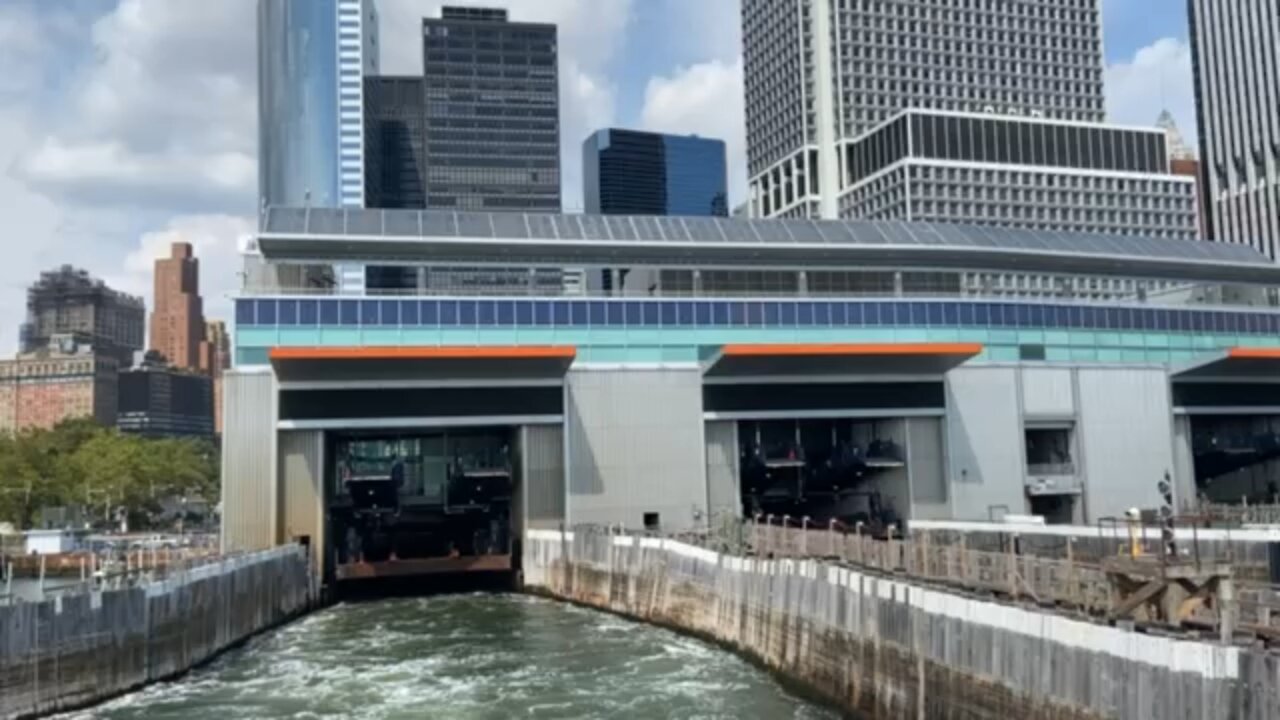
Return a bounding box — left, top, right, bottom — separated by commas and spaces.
524, 528, 1280, 719
0, 546, 313, 720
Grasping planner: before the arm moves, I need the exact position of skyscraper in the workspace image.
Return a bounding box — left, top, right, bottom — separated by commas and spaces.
150, 243, 207, 372
202, 320, 231, 435
20, 266, 145, 367
741, 0, 1106, 219
419, 7, 560, 211
1187, 0, 1279, 257
364, 76, 427, 209
583, 129, 728, 217
118, 359, 215, 440
258, 0, 379, 211
1158, 110, 1208, 240
3, 267, 143, 432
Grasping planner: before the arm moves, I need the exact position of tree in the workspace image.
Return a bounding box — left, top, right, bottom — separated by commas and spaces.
0, 420, 222, 530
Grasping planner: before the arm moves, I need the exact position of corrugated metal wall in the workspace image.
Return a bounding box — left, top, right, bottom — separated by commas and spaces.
704, 420, 739, 521
1021, 367, 1075, 418
566, 368, 706, 531
278, 430, 325, 572
523, 424, 565, 529
908, 417, 946, 515
945, 367, 1025, 520
221, 371, 277, 553
1172, 414, 1197, 511
1077, 367, 1172, 520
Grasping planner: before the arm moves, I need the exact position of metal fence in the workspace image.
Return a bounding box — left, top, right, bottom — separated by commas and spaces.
615, 519, 1280, 644
1199, 502, 1280, 526
1, 546, 227, 607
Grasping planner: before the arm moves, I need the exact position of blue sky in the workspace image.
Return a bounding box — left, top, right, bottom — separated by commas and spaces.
0, 0, 1201, 352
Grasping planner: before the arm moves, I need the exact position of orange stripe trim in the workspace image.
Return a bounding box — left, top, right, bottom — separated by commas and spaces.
719, 342, 983, 358
1226, 347, 1280, 360
268, 346, 576, 361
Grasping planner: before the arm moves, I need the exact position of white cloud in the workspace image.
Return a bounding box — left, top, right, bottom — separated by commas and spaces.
13, 0, 257, 212
0, 0, 697, 358
114, 215, 255, 326
0, 1, 257, 354
1105, 37, 1199, 150
640, 58, 747, 206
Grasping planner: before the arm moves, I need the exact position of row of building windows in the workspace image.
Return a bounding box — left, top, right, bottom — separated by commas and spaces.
742, 0, 807, 174
237, 298, 1280, 336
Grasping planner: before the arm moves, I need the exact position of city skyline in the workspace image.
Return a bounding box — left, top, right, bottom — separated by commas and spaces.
0, 0, 1202, 353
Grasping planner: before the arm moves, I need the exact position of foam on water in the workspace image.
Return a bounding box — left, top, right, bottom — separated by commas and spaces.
59, 594, 837, 720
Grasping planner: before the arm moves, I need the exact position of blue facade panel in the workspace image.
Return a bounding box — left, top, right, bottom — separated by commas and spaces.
664, 134, 728, 217
236, 297, 1280, 337
583, 129, 727, 216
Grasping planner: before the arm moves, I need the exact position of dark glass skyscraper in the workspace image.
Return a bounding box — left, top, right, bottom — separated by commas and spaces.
419, 7, 561, 212
583, 129, 728, 217
364, 76, 426, 209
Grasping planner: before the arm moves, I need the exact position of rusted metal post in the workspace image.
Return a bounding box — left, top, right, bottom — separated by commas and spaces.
1219, 576, 1237, 644
1008, 534, 1019, 599
855, 522, 865, 565
1066, 538, 1077, 606
764, 515, 774, 556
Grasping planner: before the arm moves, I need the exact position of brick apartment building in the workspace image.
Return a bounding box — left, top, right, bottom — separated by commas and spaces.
0, 268, 144, 432
0, 339, 121, 434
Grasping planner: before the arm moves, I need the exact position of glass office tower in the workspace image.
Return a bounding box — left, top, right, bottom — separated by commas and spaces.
258, 0, 379, 211
583, 129, 728, 217
421, 7, 561, 212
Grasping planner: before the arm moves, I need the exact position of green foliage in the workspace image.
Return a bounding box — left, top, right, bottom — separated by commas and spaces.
0, 419, 219, 529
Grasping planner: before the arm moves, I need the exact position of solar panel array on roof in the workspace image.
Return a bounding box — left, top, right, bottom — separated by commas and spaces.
258, 207, 1273, 266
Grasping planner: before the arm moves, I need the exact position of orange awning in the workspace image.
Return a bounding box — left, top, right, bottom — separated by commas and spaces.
1173, 347, 1280, 380
704, 342, 982, 378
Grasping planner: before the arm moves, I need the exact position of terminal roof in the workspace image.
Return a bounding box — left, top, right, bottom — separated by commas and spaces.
257, 207, 1279, 284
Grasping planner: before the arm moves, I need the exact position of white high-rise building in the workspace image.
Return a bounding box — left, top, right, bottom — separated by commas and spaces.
1187, 0, 1280, 258
740, 0, 1200, 300
742, 0, 1108, 220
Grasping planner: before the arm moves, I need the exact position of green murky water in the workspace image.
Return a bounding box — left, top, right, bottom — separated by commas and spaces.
63, 594, 839, 719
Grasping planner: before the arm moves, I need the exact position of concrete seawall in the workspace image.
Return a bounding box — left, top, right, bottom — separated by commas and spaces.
0, 546, 314, 720
524, 529, 1280, 720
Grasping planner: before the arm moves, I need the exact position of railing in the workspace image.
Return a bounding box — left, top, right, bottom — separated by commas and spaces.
1199, 502, 1280, 526
235, 281, 1271, 310
1, 546, 224, 606
739, 522, 1113, 616
612, 520, 1280, 642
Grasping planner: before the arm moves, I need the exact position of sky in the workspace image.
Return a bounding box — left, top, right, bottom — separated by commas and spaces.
0, 0, 1199, 354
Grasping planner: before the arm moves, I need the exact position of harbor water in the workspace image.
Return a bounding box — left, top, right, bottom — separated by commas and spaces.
60, 593, 838, 719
